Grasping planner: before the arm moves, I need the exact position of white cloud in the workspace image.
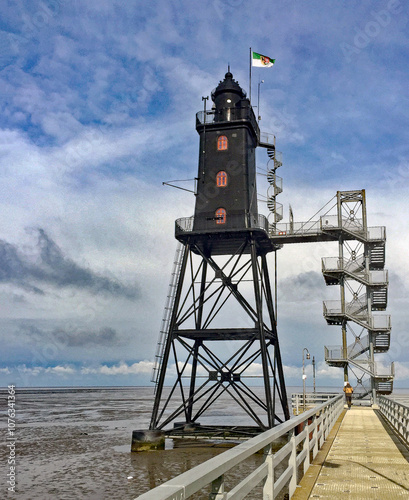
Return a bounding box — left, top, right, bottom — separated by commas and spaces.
13, 364, 75, 377
81, 360, 154, 376
390, 362, 409, 382
45, 365, 76, 375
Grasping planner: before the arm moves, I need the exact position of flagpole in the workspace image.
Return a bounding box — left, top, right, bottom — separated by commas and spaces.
249, 47, 252, 103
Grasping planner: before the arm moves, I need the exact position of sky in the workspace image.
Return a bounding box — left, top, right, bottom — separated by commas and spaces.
0, 0, 408, 389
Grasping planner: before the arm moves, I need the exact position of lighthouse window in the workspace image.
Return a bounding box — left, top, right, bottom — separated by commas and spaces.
217, 135, 228, 151
216, 171, 228, 187
215, 208, 227, 224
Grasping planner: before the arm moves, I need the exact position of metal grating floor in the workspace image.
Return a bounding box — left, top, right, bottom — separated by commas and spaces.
308, 407, 409, 499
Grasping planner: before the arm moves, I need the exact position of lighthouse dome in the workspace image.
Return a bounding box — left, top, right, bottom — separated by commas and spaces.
211, 71, 246, 109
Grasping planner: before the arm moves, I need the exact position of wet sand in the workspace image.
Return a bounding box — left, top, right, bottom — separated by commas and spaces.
0, 387, 268, 499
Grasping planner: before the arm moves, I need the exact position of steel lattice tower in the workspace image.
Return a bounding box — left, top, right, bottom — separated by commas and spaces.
150, 72, 290, 435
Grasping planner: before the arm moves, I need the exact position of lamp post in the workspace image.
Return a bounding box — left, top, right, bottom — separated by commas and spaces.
257, 78, 264, 122
312, 355, 316, 394
303, 348, 310, 411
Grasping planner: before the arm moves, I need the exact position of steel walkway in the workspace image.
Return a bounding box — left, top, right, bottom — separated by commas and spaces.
293, 406, 409, 499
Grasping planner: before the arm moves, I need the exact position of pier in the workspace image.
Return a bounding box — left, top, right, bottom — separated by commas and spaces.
293, 405, 409, 499
136, 395, 409, 499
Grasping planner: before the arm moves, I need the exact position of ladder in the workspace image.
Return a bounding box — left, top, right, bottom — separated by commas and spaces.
151, 241, 185, 392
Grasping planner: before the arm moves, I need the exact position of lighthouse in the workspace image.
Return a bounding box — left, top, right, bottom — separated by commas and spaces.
193, 71, 258, 235
147, 71, 289, 437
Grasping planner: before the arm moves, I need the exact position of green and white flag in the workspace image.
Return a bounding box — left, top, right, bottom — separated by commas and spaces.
252, 51, 275, 67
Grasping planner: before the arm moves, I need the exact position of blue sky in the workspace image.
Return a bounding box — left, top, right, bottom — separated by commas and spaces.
0, 0, 408, 388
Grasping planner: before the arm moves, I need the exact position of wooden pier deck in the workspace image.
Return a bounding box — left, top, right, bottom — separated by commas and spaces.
293, 406, 409, 499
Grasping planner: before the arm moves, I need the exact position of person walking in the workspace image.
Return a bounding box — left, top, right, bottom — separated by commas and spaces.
343, 382, 353, 409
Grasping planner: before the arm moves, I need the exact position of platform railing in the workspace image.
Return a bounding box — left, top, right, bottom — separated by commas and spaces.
321, 257, 388, 284
136, 395, 344, 500
368, 226, 386, 241
325, 338, 370, 363
273, 220, 321, 237
196, 106, 259, 136
270, 218, 385, 243
323, 301, 391, 330
175, 213, 270, 235
378, 396, 409, 445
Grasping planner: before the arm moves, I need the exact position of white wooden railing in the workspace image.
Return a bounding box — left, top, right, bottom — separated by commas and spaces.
136, 395, 344, 500
379, 395, 409, 445
291, 392, 339, 415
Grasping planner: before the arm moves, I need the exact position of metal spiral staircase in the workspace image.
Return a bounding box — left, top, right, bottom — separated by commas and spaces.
266, 146, 283, 227
261, 169, 394, 401
321, 191, 394, 398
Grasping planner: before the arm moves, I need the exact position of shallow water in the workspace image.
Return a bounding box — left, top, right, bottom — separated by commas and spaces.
1, 387, 275, 499
1, 386, 407, 499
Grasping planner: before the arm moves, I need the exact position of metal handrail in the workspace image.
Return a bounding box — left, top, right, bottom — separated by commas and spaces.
136, 395, 344, 500
379, 396, 409, 445
321, 257, 388, 285
323, 300, 391, 329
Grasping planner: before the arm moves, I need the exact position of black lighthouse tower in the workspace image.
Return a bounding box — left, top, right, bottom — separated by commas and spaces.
149, 72, 290, 436
193, 71, 258, 235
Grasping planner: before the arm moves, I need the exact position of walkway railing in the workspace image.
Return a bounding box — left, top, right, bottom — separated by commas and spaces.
136, 395, 344, 500
378, 395, 409, 445
291, 392, 339, 415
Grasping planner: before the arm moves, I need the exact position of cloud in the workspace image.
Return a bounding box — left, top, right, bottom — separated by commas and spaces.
4, 361, 153, 378
0, 228, 138, 299
392, 362, 409, 381
0, 238, 44, 294
45, 365, 76, 375
330, 152, 347, 164
20, 324, 121, 348
52, 326, 119, 347
279, 271, 324, 302
15, 364, 75, 377
81, 360, 153, 375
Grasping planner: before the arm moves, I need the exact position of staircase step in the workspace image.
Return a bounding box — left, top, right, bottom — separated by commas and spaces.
371, 287, 388, 310
375, 380, 393, 395
369, 244, 385, 269
374, 333, 390, 351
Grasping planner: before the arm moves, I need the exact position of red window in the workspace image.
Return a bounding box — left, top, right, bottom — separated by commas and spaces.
215, 208, 226, 224
217, 135, 228, 150
216, 171, 228, 187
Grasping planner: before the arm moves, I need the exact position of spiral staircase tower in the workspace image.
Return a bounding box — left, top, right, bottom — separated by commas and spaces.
321, 190, 394, 400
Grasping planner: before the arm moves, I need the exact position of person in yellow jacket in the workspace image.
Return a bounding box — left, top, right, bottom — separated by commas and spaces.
343, 382, 353, 409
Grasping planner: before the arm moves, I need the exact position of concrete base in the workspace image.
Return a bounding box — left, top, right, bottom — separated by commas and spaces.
131, 429, 165, 452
